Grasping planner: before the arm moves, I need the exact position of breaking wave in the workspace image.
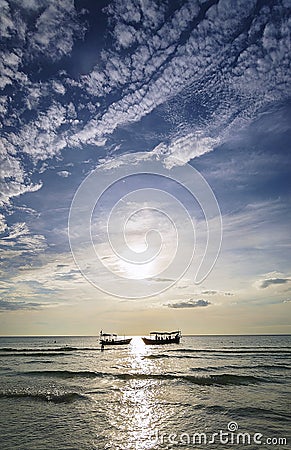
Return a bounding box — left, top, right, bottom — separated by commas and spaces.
0, 391, 87, 403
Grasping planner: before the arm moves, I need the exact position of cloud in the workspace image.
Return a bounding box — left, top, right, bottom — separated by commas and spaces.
260, 278, 290, 289
0, 213, 7, 234
0, 279, 55, 311
148, 277, 175, 283
0, 0, 16, 39
11, 254, 86, 292
222, 200, 291, 253
2, 0, 291, 157
53, 269, 81, 281
0, 222, 47, 277
168, 299, 211, 309
201, 290, 234, 296
0, 50, 25, 89
52, 80, 66, 95
0, 299, 42, 311
26, 0, 85, 61
0, 0, 290, 317
1, 0, 290, 210
0, 149, 43, 207
57, 171, 71, 178
153, 133, 218, 167
70, 0, 291, 155
0, 0, 87, 211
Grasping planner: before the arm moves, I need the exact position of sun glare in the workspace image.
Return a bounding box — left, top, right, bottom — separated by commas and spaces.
130, 336, 146, 355
118, 259, 157, 279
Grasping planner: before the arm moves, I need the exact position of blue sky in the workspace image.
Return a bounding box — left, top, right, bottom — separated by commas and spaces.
0, 0, 291, 335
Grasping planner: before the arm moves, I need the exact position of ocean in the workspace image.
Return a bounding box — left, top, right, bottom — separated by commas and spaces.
0, 335, 290, 449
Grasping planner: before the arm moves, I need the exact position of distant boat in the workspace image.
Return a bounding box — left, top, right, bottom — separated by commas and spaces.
142, 330, 181, 345
99, 331, 132, 346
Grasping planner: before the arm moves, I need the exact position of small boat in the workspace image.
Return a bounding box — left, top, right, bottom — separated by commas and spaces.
142, 330, 181, 345
99, 331, 132, 346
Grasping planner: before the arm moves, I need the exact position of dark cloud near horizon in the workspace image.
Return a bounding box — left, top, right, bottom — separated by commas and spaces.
201, 290, 234, 296
260, 278, 290, 289
168, 299, 211, 309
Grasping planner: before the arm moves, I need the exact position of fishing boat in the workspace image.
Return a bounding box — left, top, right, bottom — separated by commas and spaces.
99, 331, 132, 346
142, 330, 181, 345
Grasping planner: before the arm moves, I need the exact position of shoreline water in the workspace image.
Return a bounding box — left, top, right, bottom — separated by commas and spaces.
0, 335, 290, 449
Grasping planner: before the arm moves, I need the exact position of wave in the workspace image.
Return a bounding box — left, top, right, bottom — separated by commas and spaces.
184, 374, 263, 385
167, 348, 291, 354
0, 352, 68, 357
0, 347, 100, 353
23, 370, 264, 385
256, 364, 291, 370
227, 363, 291, 371
25, 370, 103, 379
143, 354, 291, 368
190, 404, 290, 421
143, 354, 171, 359
119, 372, 263, 385
190, 364, 291, 372
26, 360, 53, 364
0, 391, 87, 403
143, 354, 199, 360
230, 406, 291, 421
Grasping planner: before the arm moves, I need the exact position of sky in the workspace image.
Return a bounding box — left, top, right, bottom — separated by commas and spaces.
0, 0, 291, 336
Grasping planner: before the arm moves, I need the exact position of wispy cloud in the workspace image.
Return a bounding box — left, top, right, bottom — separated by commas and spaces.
69, 0, 291, 155
0, 222, 47, 281
0, 223, 46, 252
0, 0, 86, 208
0, 299, 42, 311
222, 200, 291, 252
0, 278, 58, 311
0, 0, 290, 217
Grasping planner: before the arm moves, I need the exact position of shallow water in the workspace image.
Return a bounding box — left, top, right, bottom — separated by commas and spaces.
0, 335, 290, 449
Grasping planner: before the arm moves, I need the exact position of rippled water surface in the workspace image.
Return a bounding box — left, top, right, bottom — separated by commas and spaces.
0, 335, 290, 449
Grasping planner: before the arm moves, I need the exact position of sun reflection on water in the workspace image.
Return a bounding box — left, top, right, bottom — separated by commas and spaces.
123, 338, 160, 449
129, 336, 148, 370
105, 337, 164, 449
100, 337, 179, 450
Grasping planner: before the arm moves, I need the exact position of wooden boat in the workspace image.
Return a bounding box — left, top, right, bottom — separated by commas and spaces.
99, 331, 132, 346
142, 330, 181, 345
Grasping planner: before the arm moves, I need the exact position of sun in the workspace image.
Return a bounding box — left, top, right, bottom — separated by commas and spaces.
118, 258, 157, 279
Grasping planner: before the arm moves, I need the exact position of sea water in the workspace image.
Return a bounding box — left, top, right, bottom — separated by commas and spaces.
0, 335, 290, 449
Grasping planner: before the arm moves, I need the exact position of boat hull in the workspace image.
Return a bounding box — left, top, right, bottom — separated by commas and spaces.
142, 336, 180, 345
100, 338, 132, 346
